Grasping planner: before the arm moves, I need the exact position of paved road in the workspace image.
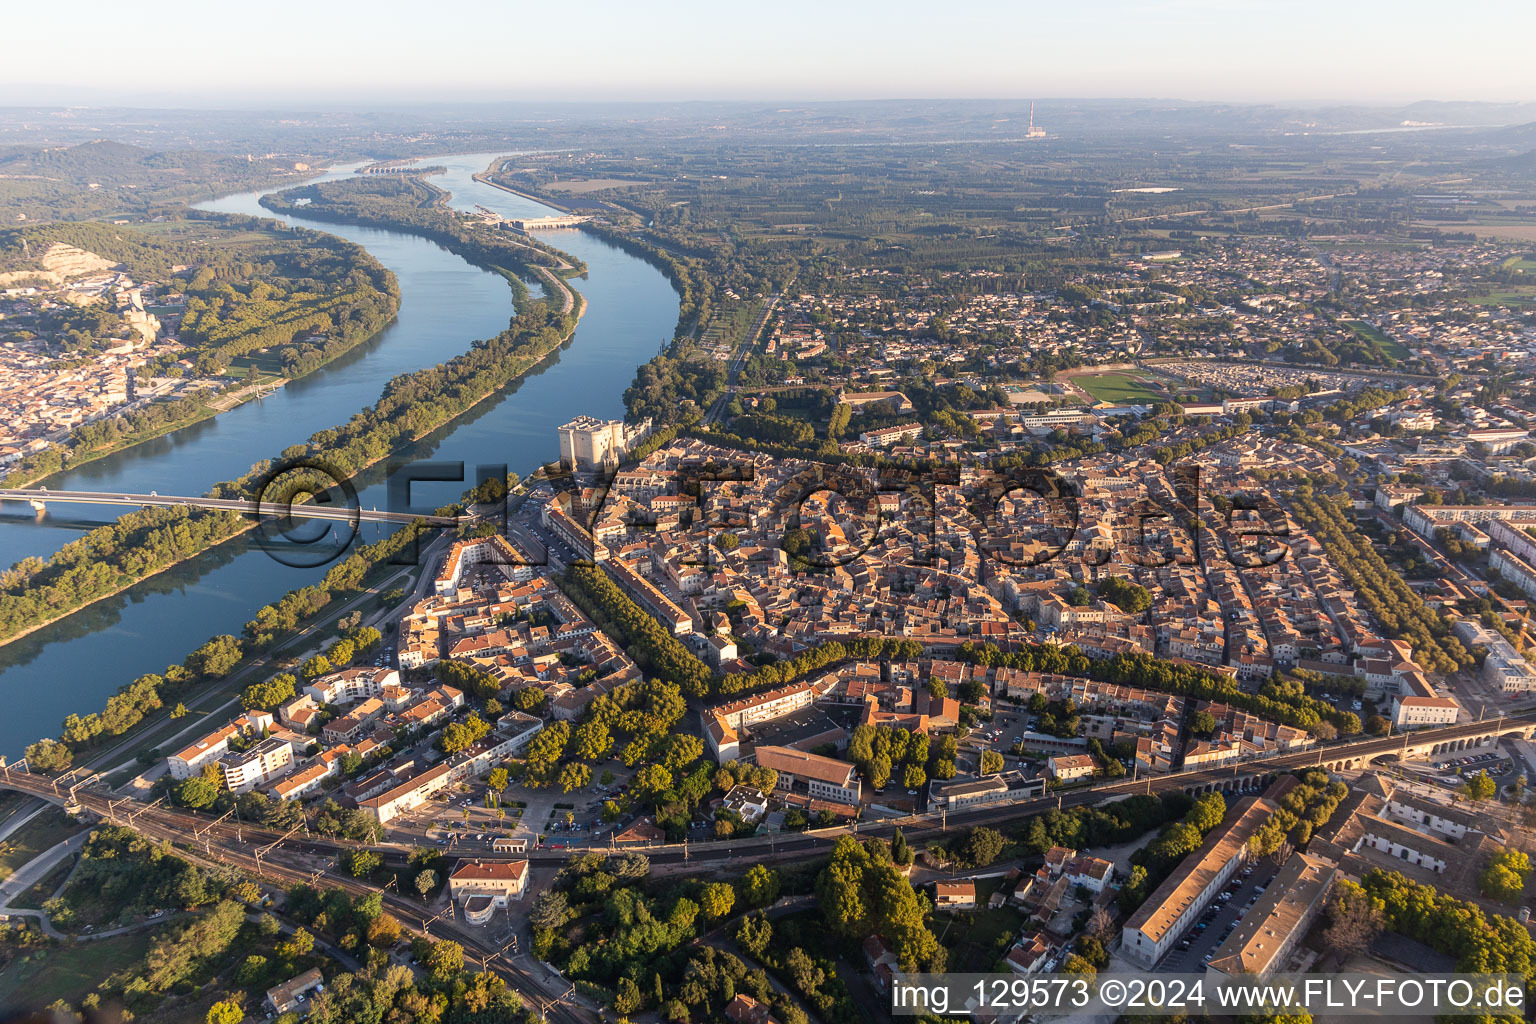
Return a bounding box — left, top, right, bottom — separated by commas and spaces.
0, 831, 88, 938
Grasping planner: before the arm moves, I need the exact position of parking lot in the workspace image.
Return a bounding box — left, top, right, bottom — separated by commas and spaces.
1156, 857, 1282, 972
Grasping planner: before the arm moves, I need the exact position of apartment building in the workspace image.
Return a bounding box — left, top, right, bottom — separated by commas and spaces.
219, 737, 295, 794
304, 667, 400, 706
167, 710, 273, 780
755, 745, 861, 804
702, 681, 815, 762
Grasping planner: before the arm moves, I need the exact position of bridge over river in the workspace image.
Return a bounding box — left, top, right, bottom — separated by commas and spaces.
0, 488, 464, 527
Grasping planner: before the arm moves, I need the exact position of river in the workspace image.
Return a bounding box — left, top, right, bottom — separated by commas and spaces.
0, 153, 679, 757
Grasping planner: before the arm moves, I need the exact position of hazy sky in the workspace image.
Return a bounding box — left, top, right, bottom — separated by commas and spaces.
6, 0, 1534, 106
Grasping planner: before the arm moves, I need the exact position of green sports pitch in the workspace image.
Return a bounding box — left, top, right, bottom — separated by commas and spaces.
1071, 372, 1166, 405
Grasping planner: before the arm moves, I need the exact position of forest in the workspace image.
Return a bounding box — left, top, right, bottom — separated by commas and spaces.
1, 214, 401, 482
0, 140, 310, 223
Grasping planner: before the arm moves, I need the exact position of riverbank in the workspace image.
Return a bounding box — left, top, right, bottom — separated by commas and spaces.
1, 214, 402, 490
477, 170, 708, 344
0, 201, 584, 655
0, 153, 680, 761
3, 378, 278, 490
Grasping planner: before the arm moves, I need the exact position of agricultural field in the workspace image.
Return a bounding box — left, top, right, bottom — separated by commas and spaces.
544, 178, 645, 194
1070, 371, 1167, 405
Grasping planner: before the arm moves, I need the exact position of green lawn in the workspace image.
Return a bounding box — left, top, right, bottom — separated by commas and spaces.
0, 809, 85, 882
1072, 372, 1165, 405
1343, 320, 1410, 360
0, 929, 158, 1012
1499, 256, 1536, 273
1470, 287, 1536, 307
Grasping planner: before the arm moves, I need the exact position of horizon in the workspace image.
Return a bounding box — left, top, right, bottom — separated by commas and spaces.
6, 0, 1536, 108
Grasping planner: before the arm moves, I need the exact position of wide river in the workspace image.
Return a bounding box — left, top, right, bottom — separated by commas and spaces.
0, 154, 679, 757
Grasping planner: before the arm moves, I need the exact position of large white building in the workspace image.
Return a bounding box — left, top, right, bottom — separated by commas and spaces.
219, 737, 295, 794
558, 415, 650, 470
449, 860, 529, 924
167, 710, 273, 780
1390, 694, 1459, 728
304, 667, 400, 706
702, 682, 815, 762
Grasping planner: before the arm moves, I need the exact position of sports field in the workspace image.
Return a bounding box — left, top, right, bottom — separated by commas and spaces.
1072, 372, 1165, 405
1343, 321, 1410, 360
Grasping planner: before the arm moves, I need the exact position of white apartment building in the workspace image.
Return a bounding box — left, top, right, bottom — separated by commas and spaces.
219, 737, 295, 794
304, 667, 400, 706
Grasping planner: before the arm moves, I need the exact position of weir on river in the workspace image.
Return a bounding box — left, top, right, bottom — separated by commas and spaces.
0, 154, 680, 757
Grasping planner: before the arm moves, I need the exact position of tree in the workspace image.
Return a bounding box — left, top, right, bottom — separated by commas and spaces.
242, 673, 297, 711
1320, 882, 1384, 959
614, 976, 643, 1015
735, 914, 772, 958
177, 773, 220, 810
415, 870, 437, 900
1479, 848, 1533, 904
344, 849, 381, 877
634, 763, 674, 798
740, 864, 780, 907
1464, 771, 1497, 802
700, 881, 736, 922
892, 828, 913, 867
558, 762, 593, 794
903, 762, 926, 789
529, 890, 570, 929
300, 654, 331, 680
367, 913, 402, 947
172, 703, 188, 719
1191, 710, 1217, 737
955, 826, 1005, 868
235, 954, 269, 986
1062, 953, 1097, 976
207, 1000, 244, 1024
1480, 863, 1525, 905
189, 635, 243, 678
425, 939, 464, 981
979, 750, 1004, 776
1238, 1009, 1311, 1024
277, 928, 314, 961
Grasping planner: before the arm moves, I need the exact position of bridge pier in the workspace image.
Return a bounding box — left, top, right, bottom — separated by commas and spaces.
27, 499, 44, 512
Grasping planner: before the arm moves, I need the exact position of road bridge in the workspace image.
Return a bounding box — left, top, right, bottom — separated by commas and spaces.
0, 488, 463, 527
